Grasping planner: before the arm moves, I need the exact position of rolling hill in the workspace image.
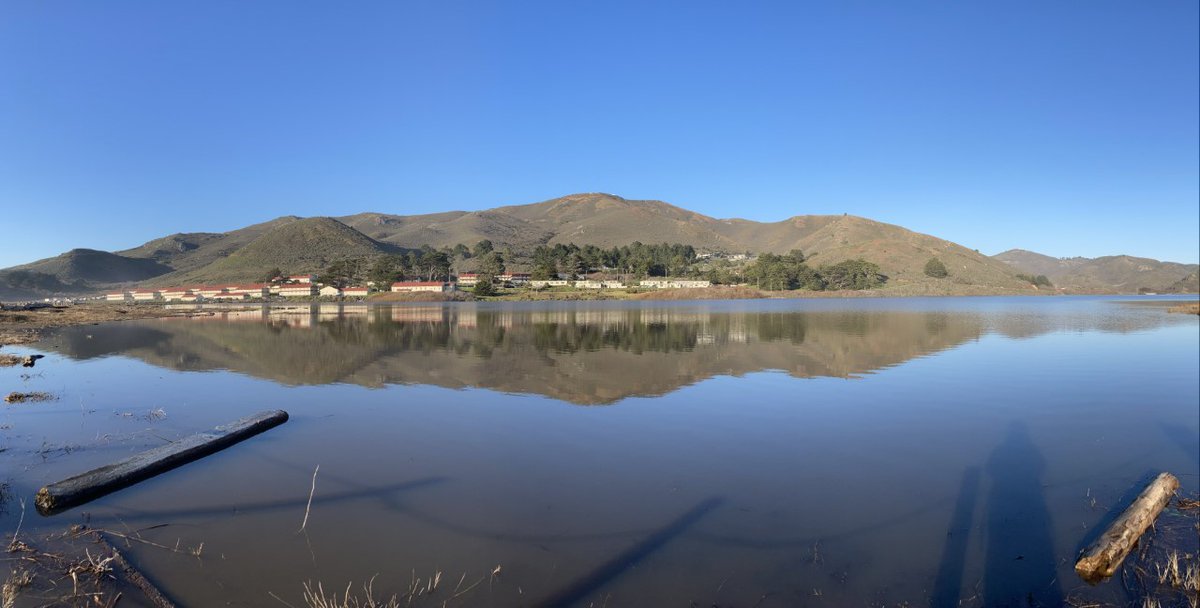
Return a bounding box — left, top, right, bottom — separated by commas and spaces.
2, 192, 1195, 298
148, 217, 401, 284
0, 249, 172, 300
993, 249, 1199, 293
336, 193, 1030, 291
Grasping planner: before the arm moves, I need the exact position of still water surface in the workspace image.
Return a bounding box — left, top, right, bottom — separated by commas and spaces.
1, 297, 1197, 606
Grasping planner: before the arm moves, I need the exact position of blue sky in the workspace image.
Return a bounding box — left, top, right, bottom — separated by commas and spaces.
1, 1, 1197, 268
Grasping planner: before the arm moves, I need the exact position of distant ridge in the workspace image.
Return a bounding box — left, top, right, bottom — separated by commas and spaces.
0, 249, 172, 300
2, 193, 1196, 298
993, 249, 1199, 293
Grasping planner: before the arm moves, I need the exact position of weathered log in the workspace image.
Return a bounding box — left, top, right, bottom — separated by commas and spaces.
1075, 471, 1180, 583
36, 410, 289, 515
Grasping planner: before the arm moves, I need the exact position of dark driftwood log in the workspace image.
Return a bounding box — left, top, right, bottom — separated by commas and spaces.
1075, 471, 1180, 583
93, 533, 178, 608
36, 410, 289, 515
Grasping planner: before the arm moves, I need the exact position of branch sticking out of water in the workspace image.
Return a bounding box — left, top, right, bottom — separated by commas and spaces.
299, 465, 319, 533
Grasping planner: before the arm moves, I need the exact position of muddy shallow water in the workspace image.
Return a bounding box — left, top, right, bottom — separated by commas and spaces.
1, 296, 1197, 607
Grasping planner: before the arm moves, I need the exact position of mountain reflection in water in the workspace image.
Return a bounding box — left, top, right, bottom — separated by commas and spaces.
40, 300, 1185, 405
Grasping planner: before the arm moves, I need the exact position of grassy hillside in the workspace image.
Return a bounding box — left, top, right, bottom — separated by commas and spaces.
5, 193, 1193, 298
994, 249, 1199, 293
6, 248, 172, 284
152, 217, 399, 284
337, 193, 1028, 291
0, 248, 173, 300
1166, 271, 1199, 293
119, 217, 301, 273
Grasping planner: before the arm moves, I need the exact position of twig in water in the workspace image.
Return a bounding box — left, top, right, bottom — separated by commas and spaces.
7, 499, 24, 552
299, 465, 320, 533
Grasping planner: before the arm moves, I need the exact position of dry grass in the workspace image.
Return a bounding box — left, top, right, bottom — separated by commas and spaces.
300, 580, 400, 608
3, 391, 55, 404
632, 286, 765, 300
2, 569, 34, 608
1168, 302, 1200, 315
283, 570, 490, 608
0, 355, 23, 367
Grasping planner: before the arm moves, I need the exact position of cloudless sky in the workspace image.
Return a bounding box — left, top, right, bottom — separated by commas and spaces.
1, 1, 1197, 268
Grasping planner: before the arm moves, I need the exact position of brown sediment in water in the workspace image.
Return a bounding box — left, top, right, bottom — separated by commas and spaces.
0, 302, 202, 347
1168, 302, 1200, 315
4, 391, 56, 404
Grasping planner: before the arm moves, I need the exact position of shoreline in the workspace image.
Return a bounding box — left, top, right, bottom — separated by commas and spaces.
3, 291, 1196, 349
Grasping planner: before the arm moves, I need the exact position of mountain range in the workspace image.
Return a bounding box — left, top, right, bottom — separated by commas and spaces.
1, 193, 1196, 299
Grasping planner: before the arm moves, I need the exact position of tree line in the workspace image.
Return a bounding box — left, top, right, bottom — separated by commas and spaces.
740, 250, 885, 291
300, 239, 885, 292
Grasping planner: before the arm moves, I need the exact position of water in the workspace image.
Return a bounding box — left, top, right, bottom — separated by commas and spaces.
1, 296, 1196, 607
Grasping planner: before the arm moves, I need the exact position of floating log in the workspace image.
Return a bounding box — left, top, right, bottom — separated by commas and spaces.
1075, 471, 1180, 583
36, 410, 289, 515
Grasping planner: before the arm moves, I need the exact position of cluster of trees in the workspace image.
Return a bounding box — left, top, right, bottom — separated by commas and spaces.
924, 258, 948, 278
305, 239, 886, 293
742, 250, 885, 291
1016, 273, 1053, 287
306, 247, 459, 288
529, 242, 698, 279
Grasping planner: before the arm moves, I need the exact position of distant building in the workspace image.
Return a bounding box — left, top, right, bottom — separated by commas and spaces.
288, 275, 316, 284
130, 290, 161, 301
391, 281, 450, 293
639, 279, 711, 289
601, 281, 625, 289
575, 280, 603, 289
279, 284, 317, 297
530, 280, 570, 288
318, 285, 342, 297
227, 284, 270, 298
105, 292, 129, 302
498, 272, 531, 285
161, 289, 194, 301
343, 286, 369, 297
195, 286, 228, 298
457, 273, 479, 286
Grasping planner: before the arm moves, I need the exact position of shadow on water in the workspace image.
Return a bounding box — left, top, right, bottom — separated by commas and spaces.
930, 466, 981, 607
1158, 422, 1200, 466
535, 497, 723, 608
984, 422, 1063, 607
99, 477, 447, 522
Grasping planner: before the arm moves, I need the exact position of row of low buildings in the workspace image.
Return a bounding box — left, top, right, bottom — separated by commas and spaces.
456, 272, 532, 287
107, 275, 375, 302
107, 274, 713, 301
392, 278, 713, 291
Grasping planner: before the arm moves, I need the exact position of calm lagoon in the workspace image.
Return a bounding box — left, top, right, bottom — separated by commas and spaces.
1, 296, 1197, 606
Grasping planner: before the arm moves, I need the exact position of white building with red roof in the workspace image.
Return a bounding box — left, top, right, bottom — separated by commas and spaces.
391, 281, 451, 293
